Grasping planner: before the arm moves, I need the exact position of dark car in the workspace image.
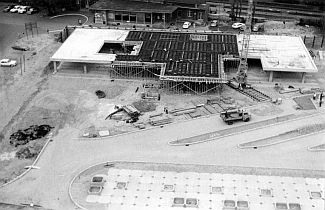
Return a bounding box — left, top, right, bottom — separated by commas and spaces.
26, 7, 39, 14
3, 5, 15, 12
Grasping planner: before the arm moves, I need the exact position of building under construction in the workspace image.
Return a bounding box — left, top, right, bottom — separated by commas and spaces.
50, 28, 317, 93
51, 28, 240, 94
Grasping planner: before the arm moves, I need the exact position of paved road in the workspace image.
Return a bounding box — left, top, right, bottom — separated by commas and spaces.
0, 110, 324, 209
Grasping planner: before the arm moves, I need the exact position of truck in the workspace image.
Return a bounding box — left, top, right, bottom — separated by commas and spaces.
220, 108, 251, 125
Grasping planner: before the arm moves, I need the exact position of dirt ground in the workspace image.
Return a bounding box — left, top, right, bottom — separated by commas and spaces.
0, 34, 61, 185
0, 19, 324, 186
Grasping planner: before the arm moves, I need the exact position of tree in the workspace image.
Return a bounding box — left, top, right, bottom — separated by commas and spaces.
25, 0, 79, 15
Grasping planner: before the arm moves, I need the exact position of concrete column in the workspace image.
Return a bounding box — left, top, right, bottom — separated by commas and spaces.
163, 13, 166, 28
53, 61, 57, 73
301, 72, 306, 83
268, 71, 273, 82
83, 64, 87, 74
151, 13, 153, 25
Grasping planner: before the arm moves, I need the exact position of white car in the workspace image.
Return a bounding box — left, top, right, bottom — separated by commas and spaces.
10, 5, 21, 13
182, 21, 191, 29
232, 22, 245, 29
17, 6, 28, 14
0, 59, 17, 67
210, 20, 218, 27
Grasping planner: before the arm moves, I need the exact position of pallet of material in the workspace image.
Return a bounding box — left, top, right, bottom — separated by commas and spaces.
149, 118, 173, 126
191, 99, 206, 107
207, 97, 221, 105
198, 107, 211, 115
149, 113, 163, 118
173, 109, 196, 116
169, 106, 196, 114
188, 111, 202, 118
203, 105, 219, 114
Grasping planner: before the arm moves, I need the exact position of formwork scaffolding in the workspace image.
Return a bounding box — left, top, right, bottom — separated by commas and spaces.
109, 61, 165, 79
159, 55, 228, 95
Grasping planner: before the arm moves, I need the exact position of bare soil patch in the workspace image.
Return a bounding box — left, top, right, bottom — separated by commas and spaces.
293, 95, 316, 110
132, 100, 157, 113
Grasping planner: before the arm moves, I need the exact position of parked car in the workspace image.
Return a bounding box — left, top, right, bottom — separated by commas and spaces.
210, 20, 218, 27
3, 5, 15, 12
252, 24, 264, 32
10, 5, 21, 13
17, 6, 29, 14
232, 22, 245, 29
27, 7, 39, 15
182, 21, 191, 29
0, 59, 17, 67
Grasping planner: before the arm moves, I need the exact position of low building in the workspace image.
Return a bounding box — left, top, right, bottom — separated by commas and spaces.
89, 0, 208, 26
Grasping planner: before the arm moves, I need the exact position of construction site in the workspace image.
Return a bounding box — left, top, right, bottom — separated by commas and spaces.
0, 0, 325, 209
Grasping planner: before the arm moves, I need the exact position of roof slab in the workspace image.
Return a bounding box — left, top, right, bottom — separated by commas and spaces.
118, 31, 239, 78
237, 34, 318, 73
50, 28, 129, 63
86, 168, 325, 210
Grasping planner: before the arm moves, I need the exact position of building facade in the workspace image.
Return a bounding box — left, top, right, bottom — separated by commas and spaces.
89, 0, 207, 26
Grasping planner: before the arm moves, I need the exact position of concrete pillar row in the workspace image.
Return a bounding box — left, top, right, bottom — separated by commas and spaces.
83, 64, 87, 74
268, 71, 273, 82
53, 61, 57, 73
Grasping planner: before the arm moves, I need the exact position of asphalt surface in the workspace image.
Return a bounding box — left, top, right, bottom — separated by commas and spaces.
0, 107, 324, 209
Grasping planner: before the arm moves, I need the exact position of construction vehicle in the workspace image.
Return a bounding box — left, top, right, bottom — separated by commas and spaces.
220, 108, 251, 125
105, 105, 140, 122
234, 0, 254, 89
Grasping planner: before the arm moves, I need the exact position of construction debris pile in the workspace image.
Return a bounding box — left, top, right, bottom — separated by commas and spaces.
9, 125, 53, 147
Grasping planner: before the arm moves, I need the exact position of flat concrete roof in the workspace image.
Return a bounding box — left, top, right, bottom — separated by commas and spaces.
50, 28, 129, 63
86, 168, 325, 210
237, 34, 318, 73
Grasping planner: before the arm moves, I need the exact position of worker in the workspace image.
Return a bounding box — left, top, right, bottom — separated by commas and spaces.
320, 92, 323, 107
313, 92, 317, 100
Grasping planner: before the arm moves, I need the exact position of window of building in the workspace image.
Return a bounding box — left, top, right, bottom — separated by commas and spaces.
122, 14, 129, 21
177, 10, 182, 18
145, 13, 151, 23
115, 13, 122, 21
188, 10, 193, 17
130, 13, 136, 22
198, 12, 203, 19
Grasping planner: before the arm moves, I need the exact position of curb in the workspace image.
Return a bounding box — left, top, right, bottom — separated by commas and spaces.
168, 111, 324, 146
50, 14, 89, 25
307, 144, 325, 152
238, 129, 325, 149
